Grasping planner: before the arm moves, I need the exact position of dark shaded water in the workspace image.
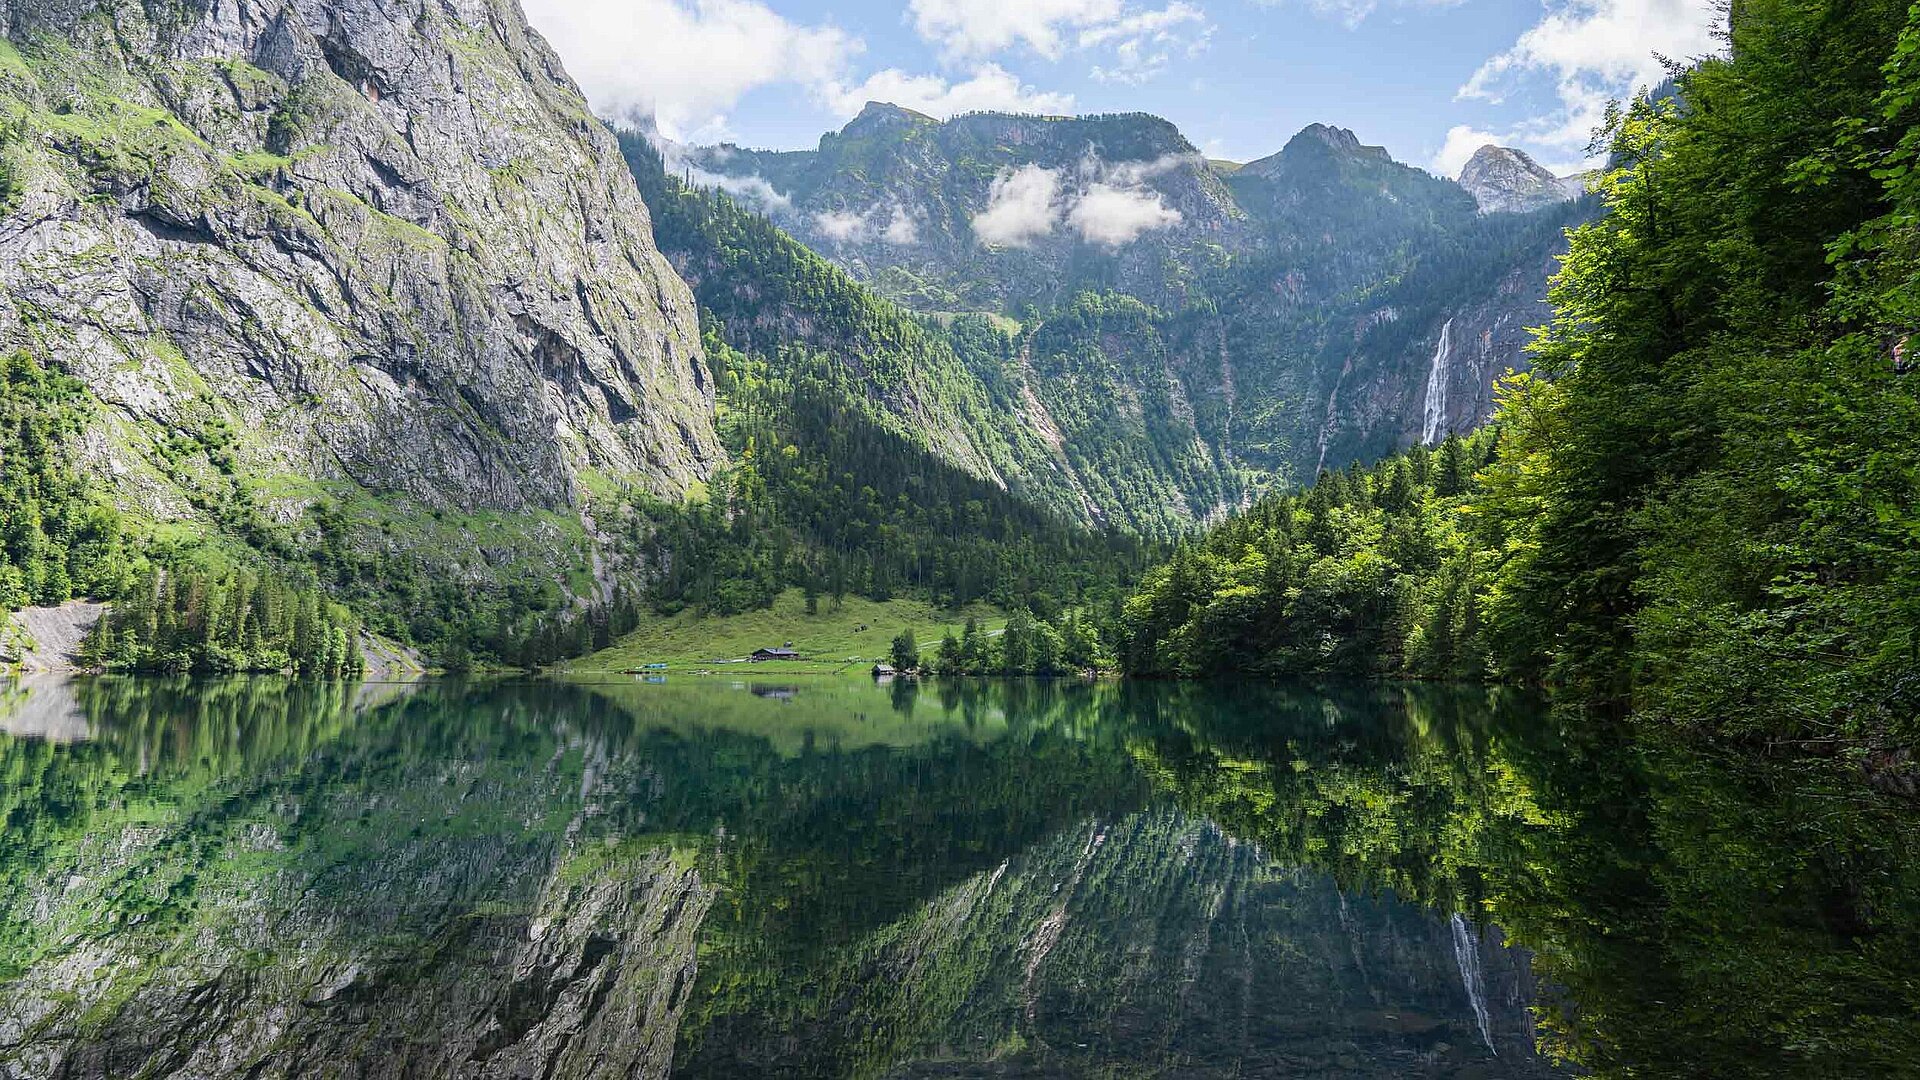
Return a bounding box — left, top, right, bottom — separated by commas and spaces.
1, 675, 1915, 1078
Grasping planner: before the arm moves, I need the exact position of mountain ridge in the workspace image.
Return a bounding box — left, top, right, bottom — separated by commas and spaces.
677, 104, 1596, 493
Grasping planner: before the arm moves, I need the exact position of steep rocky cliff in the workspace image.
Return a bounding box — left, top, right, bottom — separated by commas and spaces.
0, 0, 719, 568
1457, 145, 1584, 214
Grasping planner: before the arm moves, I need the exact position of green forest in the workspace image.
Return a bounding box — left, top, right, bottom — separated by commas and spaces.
0, 350, 357, 675
0, 350, 129, 610
1130, 0, 1920, 750
1121, 430, 1500, 679
82, 568, 362, 677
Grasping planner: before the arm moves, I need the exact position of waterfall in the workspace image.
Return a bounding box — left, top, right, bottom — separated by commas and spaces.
1421, 317, 1454, 445
1450, 912, 1496, 1055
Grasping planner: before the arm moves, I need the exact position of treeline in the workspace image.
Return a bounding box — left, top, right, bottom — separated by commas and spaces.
915, 611, 1110, 676
82, 568, 361, 676
1127, 0, 1920, 747
1121, 431, 1499, 679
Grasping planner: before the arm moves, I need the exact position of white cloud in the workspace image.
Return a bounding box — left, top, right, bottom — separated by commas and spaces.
646, 132, 794, 213
807, 203, 924, 245
971, 154, 1192, 248
972, 165, 1065, 247
814, 209, 868, 241
1431, 124, 1502, 177
702, 168, 793, 213
908, 0, 1208, 83
882, 206, 921, 245
1458, 0, 1719, 158
1091, 25, 1207, 86
1300, 0, 1377, 29
909, 0, 1124, 58
522, 0, 859, 141
1067, 182, 1182, 245
824, 64, 1074, 119
1257, 0, 1465, 31
1098, 152, 1198, 186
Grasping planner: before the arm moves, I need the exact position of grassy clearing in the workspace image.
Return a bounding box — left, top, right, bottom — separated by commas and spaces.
569, 589, 1005, 674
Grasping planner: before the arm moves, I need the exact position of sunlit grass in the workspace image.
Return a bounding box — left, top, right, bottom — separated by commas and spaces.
570, 589, 1005, 674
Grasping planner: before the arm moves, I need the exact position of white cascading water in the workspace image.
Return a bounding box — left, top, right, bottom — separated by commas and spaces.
1421, 317, 1454, 445
1450, 912, 1497, 1055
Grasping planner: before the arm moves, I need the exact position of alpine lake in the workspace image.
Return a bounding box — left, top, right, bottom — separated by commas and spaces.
2, 674, 1915, 1078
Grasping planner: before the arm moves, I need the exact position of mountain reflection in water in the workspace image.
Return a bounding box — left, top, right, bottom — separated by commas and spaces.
0, 676, 1914, 1078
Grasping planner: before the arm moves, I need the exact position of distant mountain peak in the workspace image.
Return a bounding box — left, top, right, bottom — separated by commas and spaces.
1297, 123, 1362, 151
839, 101, 937, 138
856, 101, 935, 124
1239, 123, 1394, 178
1457, 145, 1582, 213
1293, 123, 1391, 159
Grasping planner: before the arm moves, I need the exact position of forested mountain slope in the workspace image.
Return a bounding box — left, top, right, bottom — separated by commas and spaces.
607, 136, 1155, 615
1124, 0, 1920, 750
621, 132, 1241, 550
688, 107, 1596, 487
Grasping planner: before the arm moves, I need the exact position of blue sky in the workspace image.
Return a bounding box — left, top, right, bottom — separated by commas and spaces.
521, 0, 1720, 175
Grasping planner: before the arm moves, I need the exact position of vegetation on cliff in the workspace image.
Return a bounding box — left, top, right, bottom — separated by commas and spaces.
0, 351, 130, 610
0, 348, 355, 675
82, 567, 361, 676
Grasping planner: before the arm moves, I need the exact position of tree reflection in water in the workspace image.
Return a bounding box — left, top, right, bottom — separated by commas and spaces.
0, 675, 1912, 1078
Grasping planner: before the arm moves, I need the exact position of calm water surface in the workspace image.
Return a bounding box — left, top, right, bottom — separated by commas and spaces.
1, 675, 1915, 1078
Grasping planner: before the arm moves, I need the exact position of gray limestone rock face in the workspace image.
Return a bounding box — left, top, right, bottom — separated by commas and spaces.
1457, 145, 1584, 215
0, 0, 720, 519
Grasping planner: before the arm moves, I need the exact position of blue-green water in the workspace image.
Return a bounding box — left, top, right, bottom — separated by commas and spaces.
1, 675, 1915, 1078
